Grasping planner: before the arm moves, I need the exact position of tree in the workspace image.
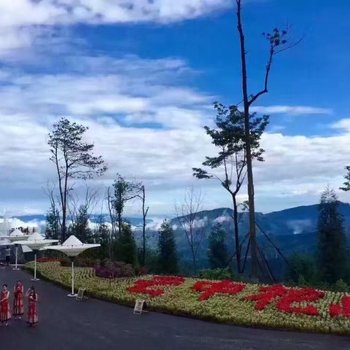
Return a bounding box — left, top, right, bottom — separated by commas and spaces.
45, 201, 60, 240
48, 118, 106, 242
137, 184, 149, 267
93, 215, 111, 259
208, 224, 229, 269
176, 188, 205, 274
235, 0, 295, 278
109, 174, 140, 237
45, 183, 61, 239
113, 223, 137, 266
317, 188, 347, 284
158, 220, 178, 274
285, 253, 317, 285
193, 102, 268, 273
69, 204, 93, 243
340, 166, 350, 191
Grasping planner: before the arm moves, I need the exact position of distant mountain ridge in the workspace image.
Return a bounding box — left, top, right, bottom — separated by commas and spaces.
3, 202, 350, 260
4, 201, 350, 236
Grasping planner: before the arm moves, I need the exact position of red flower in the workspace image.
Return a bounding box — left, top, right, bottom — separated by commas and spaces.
329, 295, 350, 317
244, 285, 324, 316
192, 280, 246, 301
128, 275, 185, 297
244, 284, 286, 310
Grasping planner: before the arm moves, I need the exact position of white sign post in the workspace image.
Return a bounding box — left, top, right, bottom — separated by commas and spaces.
133, 300, 146, 315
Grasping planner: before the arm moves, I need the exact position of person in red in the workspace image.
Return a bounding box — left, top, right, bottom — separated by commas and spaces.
26, 286, 38, 327
0, 284, 11, 326
13, 281, 24, 319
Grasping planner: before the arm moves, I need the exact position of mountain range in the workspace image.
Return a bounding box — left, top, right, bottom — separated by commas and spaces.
3, 201, 350, 264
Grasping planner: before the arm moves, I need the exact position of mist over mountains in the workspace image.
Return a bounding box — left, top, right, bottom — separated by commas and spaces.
3, 202, 350, 262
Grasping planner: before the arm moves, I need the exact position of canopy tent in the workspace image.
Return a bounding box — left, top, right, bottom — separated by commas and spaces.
5, 229, 31, 270
15, 232, 58, 280
46, 235, 100, 297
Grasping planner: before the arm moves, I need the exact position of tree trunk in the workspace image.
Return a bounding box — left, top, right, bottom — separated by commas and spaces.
232, 195, 242, 273
141, 186, 148, 267
61, 173, 69, 242
117, 213, 122, 237
236, 0, 259, 278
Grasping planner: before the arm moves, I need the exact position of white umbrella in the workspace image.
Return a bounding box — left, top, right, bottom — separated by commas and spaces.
46, 235, 100, 297
16, 232, 58, 281
5, 229, 31, 270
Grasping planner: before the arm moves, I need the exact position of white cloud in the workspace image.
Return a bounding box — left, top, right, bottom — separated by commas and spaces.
0, 51, 346, 216
251, 105, 332, 116
331, 118, 350, 131
0, 0, 231, 55
0, 0, 231, 26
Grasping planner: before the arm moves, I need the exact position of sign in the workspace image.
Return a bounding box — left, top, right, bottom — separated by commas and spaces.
133, 299, 146, 315
76, 288, 86, 301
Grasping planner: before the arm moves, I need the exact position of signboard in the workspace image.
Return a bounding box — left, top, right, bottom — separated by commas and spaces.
76, 288, 86, 301
133, 299, 146, 315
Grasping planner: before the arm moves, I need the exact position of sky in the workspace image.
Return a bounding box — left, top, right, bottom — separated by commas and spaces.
1, 0, 350, 217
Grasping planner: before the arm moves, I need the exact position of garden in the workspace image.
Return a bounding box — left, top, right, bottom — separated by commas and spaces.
26, 260, 350, 336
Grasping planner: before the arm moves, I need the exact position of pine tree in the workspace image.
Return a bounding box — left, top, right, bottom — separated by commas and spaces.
208, 224, 229, 269
113, 223, 137, 266
317, 188, 347, 284
45, 203, 60, 239
48, 118, 106, 242
94, 216, 111, 259
158, 220, 178, 274
69, 205, 93, 243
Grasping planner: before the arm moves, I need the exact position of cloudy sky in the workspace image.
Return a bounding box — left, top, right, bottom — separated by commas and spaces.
1, 0, 350, 217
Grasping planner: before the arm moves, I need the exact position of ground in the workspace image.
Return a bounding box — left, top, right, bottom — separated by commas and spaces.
0, 268, 349, 350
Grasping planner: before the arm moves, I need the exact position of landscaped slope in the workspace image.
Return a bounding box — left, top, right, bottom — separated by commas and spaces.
27, 261, 350, 335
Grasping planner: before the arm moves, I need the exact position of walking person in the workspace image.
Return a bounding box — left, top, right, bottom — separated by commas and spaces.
26, 286, 38, 327
13, 281, 24, 319
0, 284, 11, 326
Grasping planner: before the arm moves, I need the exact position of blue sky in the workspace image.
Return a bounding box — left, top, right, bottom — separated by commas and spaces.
0, 0, 350, 217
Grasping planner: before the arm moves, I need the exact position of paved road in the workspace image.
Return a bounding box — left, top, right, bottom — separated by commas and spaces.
0, 267, 349, 350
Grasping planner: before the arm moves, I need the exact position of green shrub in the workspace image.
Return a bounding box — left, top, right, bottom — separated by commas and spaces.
333, 279, 348, 292
198, 268, 232, 280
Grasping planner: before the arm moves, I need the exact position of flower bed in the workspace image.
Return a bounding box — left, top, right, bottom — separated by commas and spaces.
25, 261, 350, 335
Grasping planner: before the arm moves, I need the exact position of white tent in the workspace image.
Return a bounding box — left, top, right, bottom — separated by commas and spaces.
16, 232, 58, 280
46, 235, 100, 296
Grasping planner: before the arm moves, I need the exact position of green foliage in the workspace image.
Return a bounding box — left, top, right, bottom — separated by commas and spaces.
198, 267, 233, 280
317, 188, 347, 284
333, 279, 349, 292
48, 118, 107, 180
113, 223, 138, 266
285, 253, 317, 285
48, 117, 106, 241
45, 203, 60, 239
69, 204, 93, 243
84, 215, 111, 260
158, 220, 178, 274
340, 165, 350, 191
208, 224, 229, 269
193, 102, 269, 181
111, 174, 141, 235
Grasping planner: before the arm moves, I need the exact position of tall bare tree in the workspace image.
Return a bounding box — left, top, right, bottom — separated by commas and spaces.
176, 188, 205, 274
137, 184, 149, 267
235, 0, 295, 277
48, 117, 107, 242
193, 102, 268, 273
